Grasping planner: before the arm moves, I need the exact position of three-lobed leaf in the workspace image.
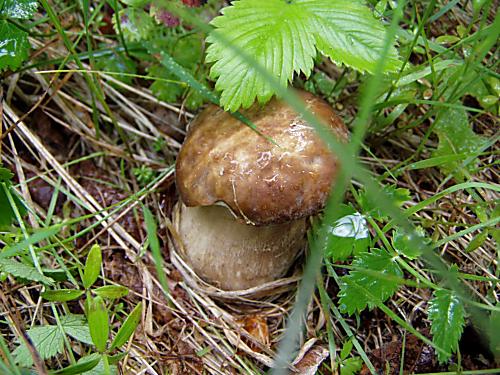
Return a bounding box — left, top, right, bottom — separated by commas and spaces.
428, 289, 465, 363
206, 0, 400, 111
432, 107, 487, 179
13, 314, 93, 367
338, 248, 403, 315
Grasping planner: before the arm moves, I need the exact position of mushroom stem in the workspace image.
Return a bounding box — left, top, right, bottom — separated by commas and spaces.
176, 203, 306, 290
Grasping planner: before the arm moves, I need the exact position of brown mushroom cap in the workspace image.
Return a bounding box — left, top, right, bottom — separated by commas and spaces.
176, 90, 349, 225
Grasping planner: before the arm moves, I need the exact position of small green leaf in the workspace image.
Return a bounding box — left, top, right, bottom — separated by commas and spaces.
94, 50, 137, 86
0, 258, 54, 285
465, 230, 489, 253
428, 289, 465, 364
94, 285, 129, 300
107, 351, 127, 365
0, 21, 30, 71
82, 244, 102, 289
0, 167, 14, 182
338, 248, 403, 315
80, 355, 117, 375
489, 307, 500, 360
392, 227, 428, 259
50, 353, 101, 375
88, 296, 109, 353
41, 289, 84, 302
148, 64, 185, 103
13, 325, 64, 367
339, 339, 353, 360
432, 107, 486, 179
340, 357, 363, 375
114, 8, 154, 42
435, 35, 460, 44
119, 0, 149, 6
325, 205, 370, 261
359, 185, 410, 221
0, 0, 38, 19
110, 302, 142, 350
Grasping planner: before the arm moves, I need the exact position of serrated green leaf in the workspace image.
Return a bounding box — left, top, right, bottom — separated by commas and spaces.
94, 285, 129, 300
0, 20, 30, 71
50, 353, 101, 375
13, 314, 92, 368
113, 8, 154, 42
432, 107, 486, 179
392, 227, 428, 259
206, 0, 400, 111
0, 258, 54, 285
41, 289, 84, 302
359, 185, 410, 221
148, 64, 186, 103
428, 289, 465, 363
340, 357, 363, 375
82, 244, 102, 289
0, 167, 14, 182
60, 314, 93, 345
338, 248, 403, 315
0, 0, 38, 19
88, 296, 109, 353
110, 302, 142, 350
13, 325, 64, 367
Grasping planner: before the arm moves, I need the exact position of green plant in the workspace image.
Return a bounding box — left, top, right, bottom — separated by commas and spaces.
0, 0, 38, 71
11, 244, 142, 374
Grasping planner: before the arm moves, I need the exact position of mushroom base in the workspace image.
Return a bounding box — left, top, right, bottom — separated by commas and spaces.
176, 203, 306, 291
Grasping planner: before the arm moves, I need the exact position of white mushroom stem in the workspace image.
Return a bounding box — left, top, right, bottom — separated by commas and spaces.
176, 203, 306, 291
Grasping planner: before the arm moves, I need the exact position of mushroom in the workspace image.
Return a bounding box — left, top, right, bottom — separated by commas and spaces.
175, 90, 348, 291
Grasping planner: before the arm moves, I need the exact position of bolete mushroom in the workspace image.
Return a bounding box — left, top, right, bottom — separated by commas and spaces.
175, 90, 348, 291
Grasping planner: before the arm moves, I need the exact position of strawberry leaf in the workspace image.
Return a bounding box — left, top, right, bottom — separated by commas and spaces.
206, 0, 400, 111
338, 248, 403, 315
428, 289, 465, 364
432, 107, 487, 179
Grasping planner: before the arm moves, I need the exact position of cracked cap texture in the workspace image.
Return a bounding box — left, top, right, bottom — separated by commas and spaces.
176, 90, 349, 225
